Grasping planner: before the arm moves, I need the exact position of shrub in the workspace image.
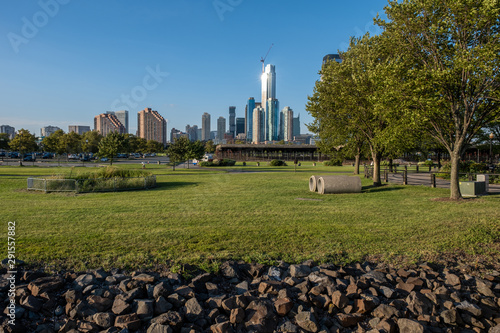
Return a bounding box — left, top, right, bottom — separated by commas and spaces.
269, 160, 287, 166
199, 159, 236, 167
323, 158, 343, 166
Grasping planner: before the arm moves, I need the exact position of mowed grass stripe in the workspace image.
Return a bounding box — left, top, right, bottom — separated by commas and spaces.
1, 164, 499, 270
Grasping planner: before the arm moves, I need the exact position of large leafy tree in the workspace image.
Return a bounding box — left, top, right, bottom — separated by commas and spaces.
97, 132, 126, 165
62, 132, 82, 160
185, 140, 205, 169
126, 135, 147, 153
308, 34, 414, 185
167, 136, 192, 171
378, 0, 500, 199
9, 129, 38, 165
81, 131, 102, 154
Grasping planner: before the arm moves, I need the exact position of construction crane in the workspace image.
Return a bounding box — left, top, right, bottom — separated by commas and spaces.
260, 43, 274, 73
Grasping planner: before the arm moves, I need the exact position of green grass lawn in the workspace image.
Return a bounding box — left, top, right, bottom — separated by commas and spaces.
2, 163, 499, 272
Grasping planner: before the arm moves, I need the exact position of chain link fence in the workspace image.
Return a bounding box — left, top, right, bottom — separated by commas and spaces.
27, 176, 156, 193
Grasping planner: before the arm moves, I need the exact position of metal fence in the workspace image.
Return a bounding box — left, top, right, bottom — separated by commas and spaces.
27, 176, 156, 193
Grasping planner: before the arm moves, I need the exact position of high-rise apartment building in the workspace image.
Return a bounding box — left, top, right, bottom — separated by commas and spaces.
137, 108, 167, 146
201, 113, 211, 141
252, 107, 265, 144
107, 110, 129, 133
236, 117, 245, 136
229, 106, 236, 138
185, 125, 198, 142
217, 117, 226, 142
68, 126, 91, 135
0, 125, 15, 140
280, 107, 294, 142
40, 126, 61, 137
94, 113, 126, 136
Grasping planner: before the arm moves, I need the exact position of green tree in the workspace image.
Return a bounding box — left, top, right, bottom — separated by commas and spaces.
144, 140, 164, 154
308, 34, 414, 185
62, 132, 82, 160
81, 131, 102, 154
167, 136, 191, 171
378, 0, 500, 199
9, 129, 38, 166
205, 140, 216, 154
97, 132, 126, 165
125, 135, 147, 153
185, 140, 205, 169
0, 133, 10, 151
42, 130, 66, 165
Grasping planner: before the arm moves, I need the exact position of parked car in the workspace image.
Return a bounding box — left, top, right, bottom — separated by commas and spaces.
117, 153, 128, 158
0, 152, 5, 157
100, 157, 109, 162
68, 154, 79, 160
23, 155, 35, 161
80, 155, 91, 162
8, 152, 19, 158
42, 152, 53, 159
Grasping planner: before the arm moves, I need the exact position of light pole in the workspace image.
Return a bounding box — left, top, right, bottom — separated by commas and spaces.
490, 132, 494, 166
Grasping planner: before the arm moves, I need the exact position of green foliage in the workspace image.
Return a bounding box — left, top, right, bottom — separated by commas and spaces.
323, 158, 343, 167
144, 140, 164, 153
97, 132, 127, 165
9, 129, 38, 155
199, 159, 236, 167
437, 161, 488, 180
205, 140, 216, 153
81, 131, 102, 153
70, 166, 151, 180
269, 160, 287, 166
0, 133, 10, 150
378, 0, 500, 199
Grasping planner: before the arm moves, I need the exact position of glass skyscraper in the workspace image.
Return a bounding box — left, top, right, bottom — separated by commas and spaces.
246, 97, 256, 142
266, 98, 279, 141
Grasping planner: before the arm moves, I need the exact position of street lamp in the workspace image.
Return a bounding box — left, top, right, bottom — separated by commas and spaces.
490, 132, 494, 165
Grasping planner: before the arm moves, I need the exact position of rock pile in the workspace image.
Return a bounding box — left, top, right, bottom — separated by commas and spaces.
1, 260, 500, 332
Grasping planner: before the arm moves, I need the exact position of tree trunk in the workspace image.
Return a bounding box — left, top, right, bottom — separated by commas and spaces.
449, 151, 462, 200
389, 158, 394, 173
354, 154, 360, 175
371, 152, 381, 186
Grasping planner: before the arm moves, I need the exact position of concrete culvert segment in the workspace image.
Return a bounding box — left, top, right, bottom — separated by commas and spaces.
317, 175, 362, 194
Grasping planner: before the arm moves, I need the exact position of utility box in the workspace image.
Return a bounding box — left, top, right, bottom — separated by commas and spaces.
476, 174, 489, 193
459, 181, 486, 197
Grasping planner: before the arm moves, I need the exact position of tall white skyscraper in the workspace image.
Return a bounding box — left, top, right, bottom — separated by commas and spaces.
261, 64, 276, 106
261, 64, 279, 141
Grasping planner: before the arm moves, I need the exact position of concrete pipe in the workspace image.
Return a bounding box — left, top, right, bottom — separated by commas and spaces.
309, 175, 341, 192
317, 176, 362, 194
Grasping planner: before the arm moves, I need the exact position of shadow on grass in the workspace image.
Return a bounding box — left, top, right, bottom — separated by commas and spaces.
154, 181, 198, 190
362, 184, 403, 193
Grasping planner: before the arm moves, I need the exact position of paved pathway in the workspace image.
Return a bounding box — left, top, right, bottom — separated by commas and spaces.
386, 172, 500, 194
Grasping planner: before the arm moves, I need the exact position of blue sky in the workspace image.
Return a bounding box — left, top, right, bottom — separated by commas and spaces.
0, 0, 387, 137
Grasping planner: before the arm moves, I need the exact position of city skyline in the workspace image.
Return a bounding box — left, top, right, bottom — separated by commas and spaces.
0, 1, 386, 136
